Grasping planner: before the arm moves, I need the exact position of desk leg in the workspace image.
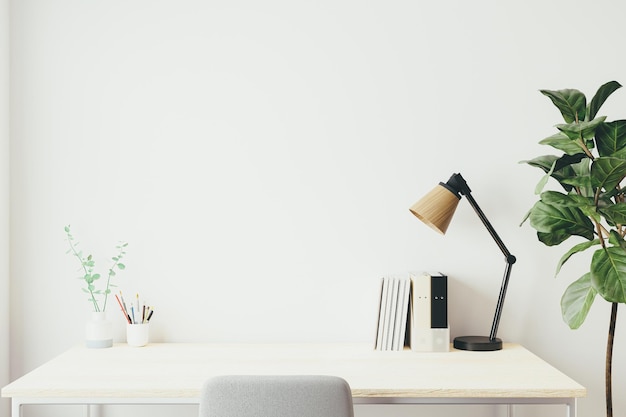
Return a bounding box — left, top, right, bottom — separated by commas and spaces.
87, 404, 102, 417
567, 398, 577, 417
11, 399, 22, 417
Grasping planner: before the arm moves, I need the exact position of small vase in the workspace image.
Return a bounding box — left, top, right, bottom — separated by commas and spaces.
85, 311, 113, 348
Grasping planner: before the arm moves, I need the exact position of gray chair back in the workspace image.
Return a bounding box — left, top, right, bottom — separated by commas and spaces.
199, 375, 354, 417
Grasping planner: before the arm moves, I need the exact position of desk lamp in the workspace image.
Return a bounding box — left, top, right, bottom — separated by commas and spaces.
409, 173, 516, 351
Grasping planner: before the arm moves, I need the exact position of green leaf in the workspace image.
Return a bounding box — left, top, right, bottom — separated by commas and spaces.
590, 157, 626, 191
533, 161, 556, 195
556, 117, 606, 140
555, 239, 600, 275
608, 230, 626, 249
539, 132, 588, 155
92, 273, 101, 280
596, 120, 626, 157
539, 190, 599, 222
588, 81, 622, 120
537, 230, 571, 246
591, 247, 626, 302
600, 202, 626, 225
519, 208, 531, 226
529, 200, 595, 240
541, 88, 587, 123
539, 191, 593, 208
521, 154, 587, 192
117, 263, 126, 270
561, 273, 597, 329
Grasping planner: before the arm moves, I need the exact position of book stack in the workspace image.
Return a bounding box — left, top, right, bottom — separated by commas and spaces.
374, 272, 449, 352
374, 275, 411, 351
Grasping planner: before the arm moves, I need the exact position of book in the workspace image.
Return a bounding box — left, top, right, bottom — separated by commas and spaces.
430, 273, 447, 329
392, 277, 411, 350
374, 277, 390, 350
410, 272, 431, 329
385, 277, 399, 350
374, 275, 411, 351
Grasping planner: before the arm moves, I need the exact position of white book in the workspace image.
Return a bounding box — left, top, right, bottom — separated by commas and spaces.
375, 277, 390, 350
393, 276, 411, 350
411, 272, 431, 329
384, 277, 399, 351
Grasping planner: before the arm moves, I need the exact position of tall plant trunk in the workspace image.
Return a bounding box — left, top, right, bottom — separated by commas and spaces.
606, 302, 618, 417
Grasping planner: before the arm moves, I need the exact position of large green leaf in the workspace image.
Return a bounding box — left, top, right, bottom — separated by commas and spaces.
521, 154, 588, 192
541, 88, 587, 123
596, 120, 626, 157
539, 190, 600, 221
539, 191, 593, 208
556, 240, 601, 276
539, 132, 590, 155
588, 81, 622, 120
561, 273, 597, 329
600, 202, 626, 225
529, 200, 595, 240
537, 230, 571, 246
591, 247, 626, 302
590, 157, 626, 191
556, 117, 606, 140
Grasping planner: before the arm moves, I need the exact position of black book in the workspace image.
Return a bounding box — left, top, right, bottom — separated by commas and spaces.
429, 273, 447, 329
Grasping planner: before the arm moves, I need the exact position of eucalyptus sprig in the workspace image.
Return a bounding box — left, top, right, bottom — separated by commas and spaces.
64, 225, 128, 312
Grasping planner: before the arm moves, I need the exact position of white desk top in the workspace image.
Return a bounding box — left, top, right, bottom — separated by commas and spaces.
1, 343, 585, 400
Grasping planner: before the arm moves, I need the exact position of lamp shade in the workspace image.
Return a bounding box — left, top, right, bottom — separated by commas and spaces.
409, 183, 461, 234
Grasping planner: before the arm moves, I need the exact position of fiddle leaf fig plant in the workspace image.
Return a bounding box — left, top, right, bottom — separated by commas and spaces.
521, 80, 625, 417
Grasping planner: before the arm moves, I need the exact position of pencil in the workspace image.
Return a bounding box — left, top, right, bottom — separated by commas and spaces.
115, 294, 131, 324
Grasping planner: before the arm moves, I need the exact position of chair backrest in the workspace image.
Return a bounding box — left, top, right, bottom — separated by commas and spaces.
199, 375, 354, 417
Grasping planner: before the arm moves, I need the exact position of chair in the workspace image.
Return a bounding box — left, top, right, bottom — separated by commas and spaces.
199, 375, 354, 417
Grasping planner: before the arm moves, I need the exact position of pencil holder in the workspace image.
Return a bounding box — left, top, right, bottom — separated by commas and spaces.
126, 323, 149, 347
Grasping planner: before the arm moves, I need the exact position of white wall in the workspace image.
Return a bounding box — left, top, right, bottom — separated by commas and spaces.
7, 1, 626, 417
0, 0, 9, 416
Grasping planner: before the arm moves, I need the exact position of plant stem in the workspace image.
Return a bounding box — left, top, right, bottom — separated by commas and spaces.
66, 232, 100, 312
606, 302, 617, 417
102, 245, 125, 311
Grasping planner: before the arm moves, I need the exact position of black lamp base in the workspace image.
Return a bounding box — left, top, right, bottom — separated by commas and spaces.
453, 336, 502, 351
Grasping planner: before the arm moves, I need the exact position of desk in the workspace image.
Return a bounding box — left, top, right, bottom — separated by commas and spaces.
2, 343, 585, 417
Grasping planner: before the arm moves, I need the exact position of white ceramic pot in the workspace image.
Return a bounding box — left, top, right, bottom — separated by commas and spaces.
85, 311, 113, 348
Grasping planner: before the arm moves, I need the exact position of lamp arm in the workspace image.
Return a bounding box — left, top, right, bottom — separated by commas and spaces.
459, 183, 517, 342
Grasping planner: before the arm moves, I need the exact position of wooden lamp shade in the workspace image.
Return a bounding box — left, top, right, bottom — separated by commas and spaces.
409, 184, 460, 235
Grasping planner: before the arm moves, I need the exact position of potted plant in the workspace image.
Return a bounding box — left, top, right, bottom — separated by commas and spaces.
521, 80, 625, 417
64, 225, 128, 347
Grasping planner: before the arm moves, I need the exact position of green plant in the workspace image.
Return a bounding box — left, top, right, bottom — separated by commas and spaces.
64, 225, 128, 312
521, 80, 625, 417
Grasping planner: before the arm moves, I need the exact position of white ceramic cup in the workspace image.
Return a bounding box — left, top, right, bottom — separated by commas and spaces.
126, 323, 149, 347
